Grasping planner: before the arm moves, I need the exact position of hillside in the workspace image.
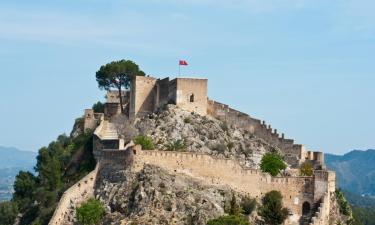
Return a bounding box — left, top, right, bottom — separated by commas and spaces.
130, 105, 280, 169
325, 149, 375, 196
0, 146, 36, 201
96, 164, 252, 224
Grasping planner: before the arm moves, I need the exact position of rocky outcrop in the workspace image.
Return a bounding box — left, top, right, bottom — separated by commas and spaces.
132, 105, 280, 169
95, 164, 247, 225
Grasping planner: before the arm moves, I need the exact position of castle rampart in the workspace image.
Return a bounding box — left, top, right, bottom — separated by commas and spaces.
207, 99, 324, 168
131, 147, 330, 223
48, 164, 99, 225
309, 192, 331, 225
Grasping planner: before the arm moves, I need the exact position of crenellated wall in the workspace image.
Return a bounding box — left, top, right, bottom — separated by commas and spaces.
48, 164, 99, 225
309, 192, 331, 225
131, 147, 321, 222
207, 99, 324, 168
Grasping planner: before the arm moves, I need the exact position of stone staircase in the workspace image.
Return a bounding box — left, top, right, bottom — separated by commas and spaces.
94, 120, 119, 140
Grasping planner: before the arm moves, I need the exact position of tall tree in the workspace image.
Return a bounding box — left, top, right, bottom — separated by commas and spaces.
258, 191, 289, 225
95, 60, 145, 113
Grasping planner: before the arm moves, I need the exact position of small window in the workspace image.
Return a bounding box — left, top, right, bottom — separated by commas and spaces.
190, 94, 195, 102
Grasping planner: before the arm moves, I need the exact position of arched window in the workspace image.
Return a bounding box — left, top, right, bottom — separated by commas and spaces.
302, 201, 311, 215
189, 94, 195, 102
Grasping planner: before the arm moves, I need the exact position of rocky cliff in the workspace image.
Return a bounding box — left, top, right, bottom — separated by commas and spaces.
130, 105, 280, 169
96, 164, 250, 225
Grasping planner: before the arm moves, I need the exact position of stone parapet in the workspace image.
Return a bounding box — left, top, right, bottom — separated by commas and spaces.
207, 99, 324, 168
48, 164, 99, 225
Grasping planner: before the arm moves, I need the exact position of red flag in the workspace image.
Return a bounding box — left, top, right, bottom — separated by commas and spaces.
179, 60, 188, 66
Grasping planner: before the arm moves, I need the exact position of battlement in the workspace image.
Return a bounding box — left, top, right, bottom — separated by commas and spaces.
309, 192, 331, 225
207, 99, 325, 168
49, 164, 99, 225
126, 146, 333, 223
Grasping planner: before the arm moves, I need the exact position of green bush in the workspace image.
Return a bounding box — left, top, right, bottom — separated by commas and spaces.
241, 196, 257, 215
227, 194, 241, 216
165, 139, 186, 151
227, 142, 235, 150
207, 215, 249, 225
0, 201, 19, 225
184, 117, 191, 124
134, 135, 155, 150
260, 153, 286, 176
258, 191, 289, 225
212, 142, 227, 153
336, 189, 352, 216
92, 101, 104, 113
76, 198, 105, 225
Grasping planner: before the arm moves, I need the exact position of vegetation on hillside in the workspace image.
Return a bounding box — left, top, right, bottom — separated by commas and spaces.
258, 191, 289, 225
207, 193, 253, 225
260, 153, 286, 176
134, 135, 155, 150
1, 130, 96, 225
76, 198, 105, 225
352, 206, 375, 225
207, 215, 250, 225
0, 201, 18, 225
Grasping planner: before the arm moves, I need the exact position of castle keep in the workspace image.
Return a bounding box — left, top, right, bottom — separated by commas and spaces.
51, 75, 336, 225
129, 76, 208, 118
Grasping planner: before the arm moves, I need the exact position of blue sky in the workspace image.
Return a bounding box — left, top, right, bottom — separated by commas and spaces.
0, 0, 374, 154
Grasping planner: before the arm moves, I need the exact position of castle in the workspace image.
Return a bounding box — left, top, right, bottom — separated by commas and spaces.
50, 76, 336, 225
85, 76, 324, 169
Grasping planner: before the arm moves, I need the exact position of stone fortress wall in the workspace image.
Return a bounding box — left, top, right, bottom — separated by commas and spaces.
90, 146, 335, 225
207, 100, 324, 168
48, 164, 99, 225
131, 146, 335, 224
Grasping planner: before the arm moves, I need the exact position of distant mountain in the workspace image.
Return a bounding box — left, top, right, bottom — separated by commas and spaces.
0, 146, 37, 201
325, 149, 375, 197
0, 146, 37, 169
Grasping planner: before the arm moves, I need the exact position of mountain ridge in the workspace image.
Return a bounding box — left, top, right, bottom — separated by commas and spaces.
325, 149, 375, 197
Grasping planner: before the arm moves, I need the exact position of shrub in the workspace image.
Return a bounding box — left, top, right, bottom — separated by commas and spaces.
220, 122, 229, 132
228, 194, 241, 216
260, 153, 286, 176
258, 191, 289, 225
184, 117, 191, 124
207, 215, 249, 225
92, 101, 104, 113
336, 189, 352, 216
76, 198, 105, 225
0, 201, 19, 225
165, 139, 186, 151
134, 135, 155, 150
212, 142, 227, 153
227, 142, 235, 150
241, 196, 257, 215
300, 162, 314, 176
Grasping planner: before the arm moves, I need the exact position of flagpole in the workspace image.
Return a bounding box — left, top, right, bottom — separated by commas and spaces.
178, 64, 180, 77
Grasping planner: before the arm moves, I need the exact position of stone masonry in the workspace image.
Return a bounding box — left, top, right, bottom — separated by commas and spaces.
54, 75, 336, 225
